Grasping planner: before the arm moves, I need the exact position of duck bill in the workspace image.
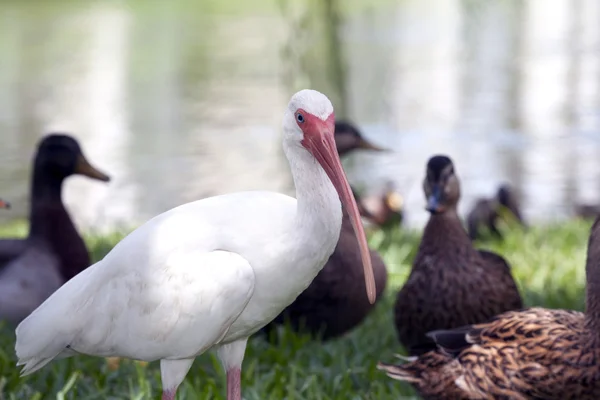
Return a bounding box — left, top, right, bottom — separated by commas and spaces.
358, 137, 389, 152
75, 154, 111, 182
426, 186, 444, 214
0, 199, 10, 209
303, 115, 376, 304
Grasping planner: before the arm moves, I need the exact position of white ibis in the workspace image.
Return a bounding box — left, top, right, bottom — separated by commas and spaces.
14, 89, 376, 400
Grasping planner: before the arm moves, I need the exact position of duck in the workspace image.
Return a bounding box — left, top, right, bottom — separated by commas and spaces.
393, 155, 523, 356
0, 134, 110, 325
359, 180, 404, 230
379, 215, 600, 400
575, 203, 600, 220
0, 199, 24, 265
259, 121, 389, 340
466, 183, 526, 241
334, 120, 388, 155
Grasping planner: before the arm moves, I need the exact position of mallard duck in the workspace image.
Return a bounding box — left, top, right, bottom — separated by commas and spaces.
0, 134, 110, 324
466, 183, 526, 240
259, 121, 389, 340
379, 216, 600, 400
393, 155, 522, 355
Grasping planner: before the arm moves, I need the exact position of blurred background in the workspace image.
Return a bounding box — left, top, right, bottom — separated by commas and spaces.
0, 0, 599, 232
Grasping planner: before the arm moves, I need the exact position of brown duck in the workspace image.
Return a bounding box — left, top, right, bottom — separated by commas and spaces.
575, 203, 600, 220
393, 155, 522, 355
260, 121, 388, 340
379, 215, 600, 400
0, 134, 110, 324
359, 180, 404, 230
467, 183, 526, 240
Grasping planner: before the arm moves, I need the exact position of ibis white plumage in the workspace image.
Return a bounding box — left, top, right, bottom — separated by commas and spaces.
14, 89, 375, 400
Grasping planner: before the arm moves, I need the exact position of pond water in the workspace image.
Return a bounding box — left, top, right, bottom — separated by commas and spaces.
0, 0, 599, 232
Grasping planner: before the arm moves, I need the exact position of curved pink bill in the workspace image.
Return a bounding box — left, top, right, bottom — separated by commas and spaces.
302, 113, 376, 304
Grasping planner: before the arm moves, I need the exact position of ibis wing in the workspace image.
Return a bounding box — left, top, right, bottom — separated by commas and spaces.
16, 250, 255, 373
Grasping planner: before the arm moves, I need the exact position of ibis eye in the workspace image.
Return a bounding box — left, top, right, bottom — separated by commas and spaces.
296, 113, 305, 123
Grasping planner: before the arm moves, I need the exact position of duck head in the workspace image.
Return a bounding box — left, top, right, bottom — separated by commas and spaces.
423, 155, 460, 215
34, 134, 110, 183
334, 121, 388, 157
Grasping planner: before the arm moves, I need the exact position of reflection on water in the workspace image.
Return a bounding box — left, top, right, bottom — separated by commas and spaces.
0, 0, 599, 231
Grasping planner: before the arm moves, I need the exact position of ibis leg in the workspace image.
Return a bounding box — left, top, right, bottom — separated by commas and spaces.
162, 390, 177, 400
226, 367, 242, 400
160, 358, 194, 400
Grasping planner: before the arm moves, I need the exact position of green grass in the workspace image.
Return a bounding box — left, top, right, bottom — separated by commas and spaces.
0, 218, 593, 399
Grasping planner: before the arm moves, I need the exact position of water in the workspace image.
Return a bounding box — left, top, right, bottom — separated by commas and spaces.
0, 0, 599, 232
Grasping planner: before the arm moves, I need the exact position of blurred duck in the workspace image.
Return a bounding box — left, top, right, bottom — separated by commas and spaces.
575, 203, 600, 220
260, 121, 388, 340
359, 180, 404, 230
466, 183, 526, 240
0, 134, 110, 325
379, 215, 600, 400
334, 121, 388, 155
393, 155, 522, 355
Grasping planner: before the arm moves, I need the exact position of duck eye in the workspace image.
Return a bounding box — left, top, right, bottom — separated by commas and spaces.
296, 113, 305, 123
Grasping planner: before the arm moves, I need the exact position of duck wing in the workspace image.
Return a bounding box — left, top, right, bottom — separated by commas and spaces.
431, 308, 599, 399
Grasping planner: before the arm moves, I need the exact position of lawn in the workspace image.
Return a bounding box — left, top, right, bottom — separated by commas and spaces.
0, 218, 592, 399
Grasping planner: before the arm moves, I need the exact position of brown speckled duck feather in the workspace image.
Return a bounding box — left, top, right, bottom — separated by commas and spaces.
394, 155, 522, 356
380, 215, 600, 400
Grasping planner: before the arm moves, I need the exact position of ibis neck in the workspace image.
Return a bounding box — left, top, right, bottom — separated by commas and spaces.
284, 141, 342, 245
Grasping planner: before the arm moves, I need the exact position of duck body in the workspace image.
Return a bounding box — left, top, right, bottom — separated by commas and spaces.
394, 156, 522, 355
381, 216, 600, 399
394, 213, 522, 355
382, 307, 600, 400
467, 183, 526, 241
262, 211, 387, 339
575, 204, 600, 220
0, 239, 28, 267
359, 181, 404, 231
0, 134, 110, 324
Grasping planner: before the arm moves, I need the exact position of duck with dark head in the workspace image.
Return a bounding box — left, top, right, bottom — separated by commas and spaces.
334, 121, 388, 156
0, 134, 110, 324
467, 183, 526, 241
380, 215, 600, 400
393, 155, 522, 356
